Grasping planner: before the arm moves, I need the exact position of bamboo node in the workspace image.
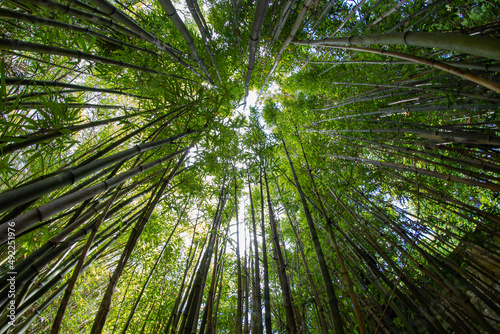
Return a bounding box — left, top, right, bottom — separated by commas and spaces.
35, 207, 44, 222
68, 170, 77, 184
402, 31, 409, 46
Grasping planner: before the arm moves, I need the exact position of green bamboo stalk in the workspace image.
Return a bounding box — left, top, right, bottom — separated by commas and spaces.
293, 42, 500, 93
0, 8, 157, 55
0, 145, 192, 243
0, 109, 150, 156
297, 32, 500, 60
280, 135, 345, 334
157, 0, 213, 85
244, 0, 269, 103
263, 171, 297, 333
257, 0, 313, 101
306, 60, 500, 72
247, 171, 263, 334
329, 0, 367, 37
259, 170, 272, 334
331, 153, 500, 191
89, 151, 189, 334
119, 202, 186, 334
19, 0, 144, 38
4, 78, 153, 100
0, 39, 193, 81
0, 128, 198, 214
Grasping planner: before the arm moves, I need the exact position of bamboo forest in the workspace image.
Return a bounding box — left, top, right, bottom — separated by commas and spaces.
1, 0, 500, 333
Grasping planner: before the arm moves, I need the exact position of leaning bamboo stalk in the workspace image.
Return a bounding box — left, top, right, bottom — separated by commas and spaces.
49, 154, 156, 333
274, 180, 329, 334
323, 81, 500, 103
0, 128, 197, 213
0, 39, 193, 81
5, 162, 156, 243
365, 143, 500, 184
293, 38, 500, 92
0, 207, 140, 312
7, 51, 86, 76
200, 221, 221, 334
185, 0, 222, 83
73, 108, 185, 168
119, 202, 187, 334
330, 154, 500, 192
19, 0, 144, 39
0, 214, 132, 330
50, 184, 125, 334
359, 197, 498, 333
0, 8, 157, 55
259, 170, 272, 334
247, 171, 263, 334
63, 0, 107, 16
401, 0, 449, 33
0, 145, 192, 243
309, 0, 335, 31
323, 203, 418, 334
305, 60, 500, 72
89, 150, 189, 334
5, 78, 153, 100
385, 0, 447, 33
345, 0, 385, 36
7, 101, 124, 109
0, 109, 149, 156
366, 0, 411, 30
163, 228, 198, 334
210, 255, 226, 334
329, 0, 367, 37
334, 133, 500, 176
7, 230, 124, 334
296, 32, 500, 61
263, 171, 297, 334
234, 169, 243, 334
309, 127, 500, 146
201, 206, 234, 334
83, 0, 207, 79
5, 89, 134, 103
244, 0, 270, 102
257, 0, 314, 101
294, 129, 367, 334
171, 236, 205, 334
157, 0, 214, 84
311, 103, 500, 121
388, 171, 500, 226
329, 193, 449, 333
177, 179, 227, 333
19, 208, 141, 304
280, 135, 345, 334
243, 225, 250, 334
181, 185, 228, 334
270, 0, 294, 44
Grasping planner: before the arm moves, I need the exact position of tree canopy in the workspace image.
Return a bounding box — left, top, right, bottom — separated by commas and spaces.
0, 0, 499, 333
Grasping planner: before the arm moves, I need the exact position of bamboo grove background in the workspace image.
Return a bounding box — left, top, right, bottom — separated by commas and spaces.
0, 0, 499, 333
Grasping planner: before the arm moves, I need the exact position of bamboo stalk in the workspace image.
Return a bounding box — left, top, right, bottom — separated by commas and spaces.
263, 171, 297, 333
0, 128, 198, 213
89, 151, 189, 334
157, 0, 214, 85
0, 8, 157, 55
0, 39, 192, 81
244, 0, 270, 103
0, 146, 191, 243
